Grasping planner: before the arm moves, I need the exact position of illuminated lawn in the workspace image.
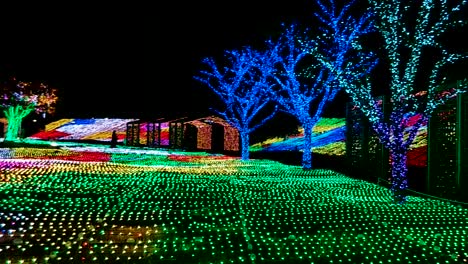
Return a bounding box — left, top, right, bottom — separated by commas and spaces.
0, 145, 467, 263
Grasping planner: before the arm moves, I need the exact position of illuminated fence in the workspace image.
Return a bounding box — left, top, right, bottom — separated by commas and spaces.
125, 118, 170, 148
428, 93, 468, 202
124, 117, 193, 149
345, 96, 389, 183
125, 120, 140, 147
168, 117, 188, 149
124, 116, 239, 154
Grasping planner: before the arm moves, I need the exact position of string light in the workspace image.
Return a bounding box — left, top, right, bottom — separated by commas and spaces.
344, 0, 468, 203
1, 144, 467, 263
1, 78, 58, 141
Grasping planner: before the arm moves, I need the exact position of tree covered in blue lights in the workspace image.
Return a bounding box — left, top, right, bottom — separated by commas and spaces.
343, 0, 468, 203
194, 46, 277, 160
267, 0, 377, 169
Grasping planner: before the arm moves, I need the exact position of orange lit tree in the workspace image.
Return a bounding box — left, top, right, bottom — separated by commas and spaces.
0, 77, 58, 141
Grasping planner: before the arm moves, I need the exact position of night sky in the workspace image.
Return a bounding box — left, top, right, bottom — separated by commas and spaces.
1, 1, 467, 122
0, 1, 318, 120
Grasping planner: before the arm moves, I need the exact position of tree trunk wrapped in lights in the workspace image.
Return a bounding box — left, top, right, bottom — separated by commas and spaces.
343, 0, 468, 203
4, 104, 35, 140
0, 77, 58, 141
301, 122, 313, 169
388, 133, 410, 202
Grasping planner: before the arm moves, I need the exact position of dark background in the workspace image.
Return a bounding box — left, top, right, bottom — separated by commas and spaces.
1, 1, 465, 123
0, 1, 325, 120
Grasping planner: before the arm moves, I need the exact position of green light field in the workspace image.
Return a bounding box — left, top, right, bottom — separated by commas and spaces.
0, 144, 467, 263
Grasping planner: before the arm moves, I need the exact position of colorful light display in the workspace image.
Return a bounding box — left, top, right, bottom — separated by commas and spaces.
343, 0, 468, 203
250, 117, 427, 167
194, 46, 278, 161
25, 116, 429, 169
267, 0, 377, 170
0, 78, 58, 141
29, 118, 137, 142
0, 143, 467, 263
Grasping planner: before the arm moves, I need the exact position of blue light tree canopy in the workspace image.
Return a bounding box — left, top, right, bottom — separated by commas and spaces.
264, 0, 377, 169
194, 46, 278, 160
